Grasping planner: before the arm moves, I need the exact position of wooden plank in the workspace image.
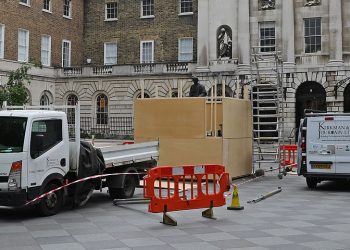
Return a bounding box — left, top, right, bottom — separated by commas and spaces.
134, 98, 206, 140
223, 138, 253, 177
158, 138, 223, 166
222, 98, 252, 139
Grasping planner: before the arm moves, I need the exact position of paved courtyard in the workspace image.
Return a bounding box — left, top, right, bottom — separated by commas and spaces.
1, 172, 350, 250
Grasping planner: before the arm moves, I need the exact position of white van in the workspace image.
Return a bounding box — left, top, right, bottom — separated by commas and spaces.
297, 113, 350, 188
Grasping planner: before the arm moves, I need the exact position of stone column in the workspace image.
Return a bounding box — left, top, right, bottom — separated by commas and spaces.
282, 0, 295, 66
197, 0, 210, 69
329, 0, 343, 64
232, 0, 239, 60
238, 0, 250, 65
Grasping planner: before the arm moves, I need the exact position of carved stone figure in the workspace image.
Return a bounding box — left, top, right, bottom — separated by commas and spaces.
217, 26, 232, 59
189, 77, 207, 97
304, 0, 321, 6
260, 0, 275, 10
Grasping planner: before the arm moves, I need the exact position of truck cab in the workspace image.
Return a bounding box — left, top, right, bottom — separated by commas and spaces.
0, 110, 70, 214
297, 113, 350, 188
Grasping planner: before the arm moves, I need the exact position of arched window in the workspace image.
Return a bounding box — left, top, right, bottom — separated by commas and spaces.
96, 94, 108, 125
66, 94, 78, 124
135, 92, 150, 99
40, 93, 50, 106
67, 94, 78, 106
171, 90, 179, 98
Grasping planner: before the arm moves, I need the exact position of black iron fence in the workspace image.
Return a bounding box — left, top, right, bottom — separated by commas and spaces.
80, 116, 134, 138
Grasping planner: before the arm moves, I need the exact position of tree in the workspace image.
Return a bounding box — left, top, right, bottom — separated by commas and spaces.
6, 64, 31, 106
1, 62, 41, 107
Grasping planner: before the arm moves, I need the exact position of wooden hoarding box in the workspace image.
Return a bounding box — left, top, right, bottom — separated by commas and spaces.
134, 98, 252, 178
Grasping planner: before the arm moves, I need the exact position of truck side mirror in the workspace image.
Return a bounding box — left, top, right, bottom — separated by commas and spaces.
30, 133, 44, 159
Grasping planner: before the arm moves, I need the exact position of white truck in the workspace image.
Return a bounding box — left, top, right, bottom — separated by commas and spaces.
297, 113, 350, 188
0, 105, 158, 215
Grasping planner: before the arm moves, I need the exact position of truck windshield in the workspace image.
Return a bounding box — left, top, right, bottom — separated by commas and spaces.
0, 117, 27, 153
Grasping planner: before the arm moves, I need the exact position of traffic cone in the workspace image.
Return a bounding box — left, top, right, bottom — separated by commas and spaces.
227, 184, 244, 210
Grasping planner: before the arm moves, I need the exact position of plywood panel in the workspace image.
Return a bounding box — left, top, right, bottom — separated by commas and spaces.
205, 102, 223, 136
134, 98, 206, 140
223, 138, 253, 177
222, 99, 252, 139
158, 138, 223, 166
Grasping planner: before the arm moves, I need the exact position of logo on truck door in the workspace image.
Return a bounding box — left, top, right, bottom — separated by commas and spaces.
318, 122, 350, 141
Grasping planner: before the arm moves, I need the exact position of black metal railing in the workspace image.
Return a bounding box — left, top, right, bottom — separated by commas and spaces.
80, 116, 133, 138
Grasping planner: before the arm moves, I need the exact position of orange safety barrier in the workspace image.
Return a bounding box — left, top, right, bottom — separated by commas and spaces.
143, 164, 230, 225
280, 144, 298, 170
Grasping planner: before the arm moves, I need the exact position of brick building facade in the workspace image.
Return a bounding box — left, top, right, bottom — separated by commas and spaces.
0, 0, 84, 67
83, 0, 198, 65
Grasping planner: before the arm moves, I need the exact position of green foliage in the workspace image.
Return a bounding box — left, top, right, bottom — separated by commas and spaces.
1, 61, 41, 107
6, 64, 31, 106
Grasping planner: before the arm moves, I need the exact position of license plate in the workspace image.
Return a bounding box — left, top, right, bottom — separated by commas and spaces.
311, 164, 331, 169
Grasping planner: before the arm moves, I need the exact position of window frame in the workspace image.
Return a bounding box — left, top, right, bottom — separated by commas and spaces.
141, 0, 155, 19
41, 34, 51, 66
40, 94, 50, 106
43, 0, 52, 13
66, 94, 78, 125
63, 0, 72, 18
62, 39, 71, 67
96, 94, 109, 125
140, 40, 154, 63
304, 17, 322, 54
104, 42, 118, 65
0, 24, 4, 59
179, 0, 193, 15
259, 21, 276, 53
178, 37, 193, 62
18, 29, 29, 63
105, 2, 118, 21
19, 0, 30, 7
30, 119, 63, 159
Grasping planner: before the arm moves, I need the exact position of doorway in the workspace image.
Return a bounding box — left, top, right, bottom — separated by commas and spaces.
344, 84, 350, 113
295, 81, 326, 130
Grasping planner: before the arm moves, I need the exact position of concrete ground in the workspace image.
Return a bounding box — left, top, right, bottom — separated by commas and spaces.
1, 172, 350, 250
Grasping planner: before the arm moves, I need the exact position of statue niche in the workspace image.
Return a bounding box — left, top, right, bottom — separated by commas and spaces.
260, 0, 275, 10
217, 25, 232, 59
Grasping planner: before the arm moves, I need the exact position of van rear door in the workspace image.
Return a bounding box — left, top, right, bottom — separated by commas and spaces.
307, 117, 336, 174
332, 116, 350, 174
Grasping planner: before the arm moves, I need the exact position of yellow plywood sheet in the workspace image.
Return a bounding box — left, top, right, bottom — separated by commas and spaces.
158, 138, 223, 166
223, 138, 253, 177
205, 102, 223, 136
134, 98, 206, 139
222, 98, 252, 139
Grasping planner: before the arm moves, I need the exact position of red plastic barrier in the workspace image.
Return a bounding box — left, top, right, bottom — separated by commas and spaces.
280, 144, 298, 168
122, 140, 134, 145
144, 164, 230, 213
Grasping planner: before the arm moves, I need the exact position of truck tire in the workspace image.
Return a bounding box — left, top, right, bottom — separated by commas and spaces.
306, 177, 317, 189
109, 174, 136, 199
38, 182, 63, 216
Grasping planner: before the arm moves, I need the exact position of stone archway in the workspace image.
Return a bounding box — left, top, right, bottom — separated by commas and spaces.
295, 81, 326, 129
344, 83, 350, 113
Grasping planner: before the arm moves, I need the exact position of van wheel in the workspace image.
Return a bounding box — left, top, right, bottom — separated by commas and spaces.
38, 183, 63, 216
306, 177, 317, 189
109, 175, 136, 199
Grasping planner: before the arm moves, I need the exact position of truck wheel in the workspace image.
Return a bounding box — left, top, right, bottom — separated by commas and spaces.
38, 183, 63, 216
306, 177, 317, 189
109, 175, 136, 199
